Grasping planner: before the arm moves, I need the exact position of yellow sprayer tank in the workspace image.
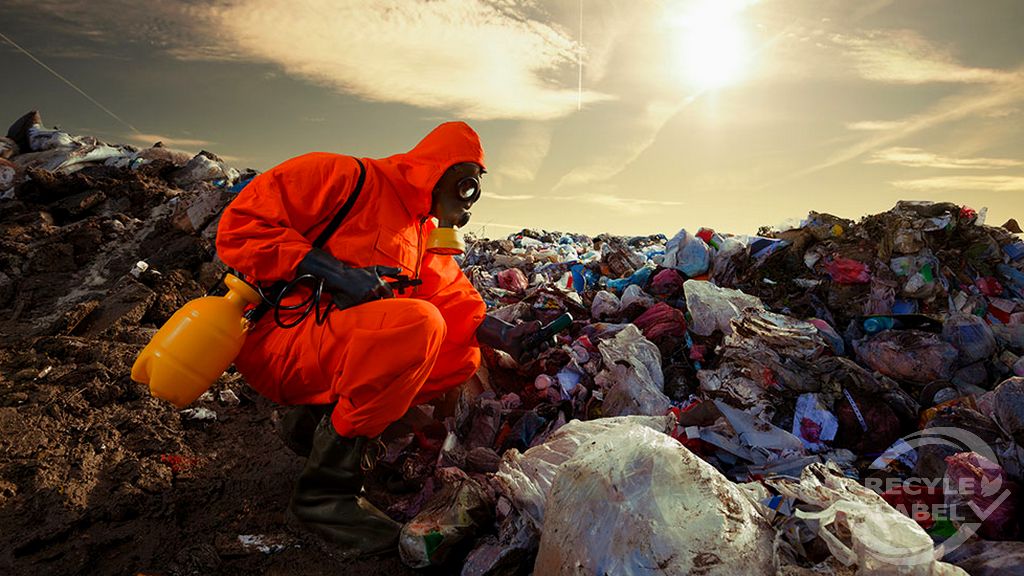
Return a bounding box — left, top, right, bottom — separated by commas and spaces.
131, 274, 262, 408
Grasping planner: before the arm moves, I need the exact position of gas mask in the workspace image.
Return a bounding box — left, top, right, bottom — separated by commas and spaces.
427, 169, 482, 255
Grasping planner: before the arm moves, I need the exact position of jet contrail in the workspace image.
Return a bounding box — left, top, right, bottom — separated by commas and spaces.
0, 30, 141, 134
577, 0, 583, 111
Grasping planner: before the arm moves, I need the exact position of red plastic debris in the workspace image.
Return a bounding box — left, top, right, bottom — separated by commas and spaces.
633, 302, 686, 341
880, 484, 943, 530
825, 257, 871, 284
159, 454, 200, 473
975, 277, 1004, 297
497, 268, 529, 293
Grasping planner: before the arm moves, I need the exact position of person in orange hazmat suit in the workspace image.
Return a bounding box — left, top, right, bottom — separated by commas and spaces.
215, 121, 547, 557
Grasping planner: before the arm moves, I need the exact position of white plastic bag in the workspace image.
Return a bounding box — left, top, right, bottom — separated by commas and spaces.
683, 280, 764, 336
591, 289, 621, 320
493, 415, 675, 533
663, 228, 710, 277
594, 324, 670, 416
620, 284, 655, 311
767, 462, 967, 575
534, 423, 776, 575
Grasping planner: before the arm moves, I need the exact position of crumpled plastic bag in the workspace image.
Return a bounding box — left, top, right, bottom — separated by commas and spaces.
171, 152, 240, 188
854, 330, 958, 384
496, 268, 529, 293
493, 414, 674, 533
943, 313, 998, 366
0, 158, 19, 198
590, 290, 620, 320
595, 324, 669, 416
399, 469, 495, 568
767, 462, 968, 575
663, 228, 710, 277
534, 423, 776, 575
993, 377, 1024, 446
992, 324, 1024, 351
619, 284, 655, 312
792, 393, 839, 452
943, 451, 1020, 541
826, 257, 871, 284
683, 279, 764, 336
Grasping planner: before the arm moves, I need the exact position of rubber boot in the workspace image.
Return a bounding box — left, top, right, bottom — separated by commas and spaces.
278, 404, 334, 457
288, 415, 401, 557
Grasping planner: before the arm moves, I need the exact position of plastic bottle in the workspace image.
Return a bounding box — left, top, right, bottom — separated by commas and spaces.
862, 314, 944, 335
863, 316, 896, 334
131, 274, 262, 408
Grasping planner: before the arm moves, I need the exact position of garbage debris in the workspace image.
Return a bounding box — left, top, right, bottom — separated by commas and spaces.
4, 111, 1024, 574
942, 540, 1024, 576
943, 451, 1020, 541
234, 534, 293, 555
399, 469, 495, 568
994, 377, 1024, 445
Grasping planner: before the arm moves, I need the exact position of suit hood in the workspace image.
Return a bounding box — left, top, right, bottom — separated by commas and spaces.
379, 121, 486, 219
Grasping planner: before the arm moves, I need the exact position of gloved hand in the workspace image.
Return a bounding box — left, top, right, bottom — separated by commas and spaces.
476, 315, 553, 364
297, 247, 400, 310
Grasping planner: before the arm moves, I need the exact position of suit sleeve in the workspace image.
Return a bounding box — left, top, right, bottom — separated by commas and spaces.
215, 153, 360, 282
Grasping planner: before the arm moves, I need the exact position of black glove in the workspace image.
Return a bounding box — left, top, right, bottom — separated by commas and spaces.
297, 247, 400, 310
476, 315, 552, 363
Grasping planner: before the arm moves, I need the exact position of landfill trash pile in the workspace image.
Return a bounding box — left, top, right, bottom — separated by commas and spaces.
2, 112, 1024, 575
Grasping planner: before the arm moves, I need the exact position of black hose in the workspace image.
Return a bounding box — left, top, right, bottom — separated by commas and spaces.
258, 275, 335, 329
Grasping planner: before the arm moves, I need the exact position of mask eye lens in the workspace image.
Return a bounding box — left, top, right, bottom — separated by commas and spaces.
457, 177, 480, 201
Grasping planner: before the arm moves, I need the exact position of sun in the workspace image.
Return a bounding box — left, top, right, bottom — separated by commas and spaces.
673, 1, 751, 90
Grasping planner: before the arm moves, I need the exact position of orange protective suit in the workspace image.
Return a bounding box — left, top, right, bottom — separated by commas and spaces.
215, 123, 487, 438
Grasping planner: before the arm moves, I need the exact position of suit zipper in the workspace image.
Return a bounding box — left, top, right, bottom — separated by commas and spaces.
414, 217, 425, 296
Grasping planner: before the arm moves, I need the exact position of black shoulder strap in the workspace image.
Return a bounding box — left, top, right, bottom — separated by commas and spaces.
230, 157, 366, 318
312, 157, 365, 248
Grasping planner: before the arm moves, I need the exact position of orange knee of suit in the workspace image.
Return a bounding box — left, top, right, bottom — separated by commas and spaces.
234, 298, 480, 438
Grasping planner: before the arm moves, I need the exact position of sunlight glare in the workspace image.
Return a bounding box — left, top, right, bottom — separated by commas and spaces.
674, 1, 750, 90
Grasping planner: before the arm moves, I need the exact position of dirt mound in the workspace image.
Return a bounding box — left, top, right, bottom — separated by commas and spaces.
0, 116, 416, 575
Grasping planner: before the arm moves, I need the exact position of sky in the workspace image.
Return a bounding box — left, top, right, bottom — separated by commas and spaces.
1, 0, 1022, 238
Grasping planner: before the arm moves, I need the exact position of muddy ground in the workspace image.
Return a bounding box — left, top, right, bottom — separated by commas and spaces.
0, 166, 428, 575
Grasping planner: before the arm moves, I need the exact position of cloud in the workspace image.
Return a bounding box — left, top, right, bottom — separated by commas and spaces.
777, 66, 1024, 182
551, 98, 694, 191
4, 0, 614, 120
891, 176, 1024, 192
845, 120, 907, 131
464, 221, 528, 233
833, 29, 1016, 85
867, 147, 1022, 170
489, 123, 553, 182
548, 193, 685, 212
187, 0, 613, 121
124, 133, 214, 148
487, 193, 536, 200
